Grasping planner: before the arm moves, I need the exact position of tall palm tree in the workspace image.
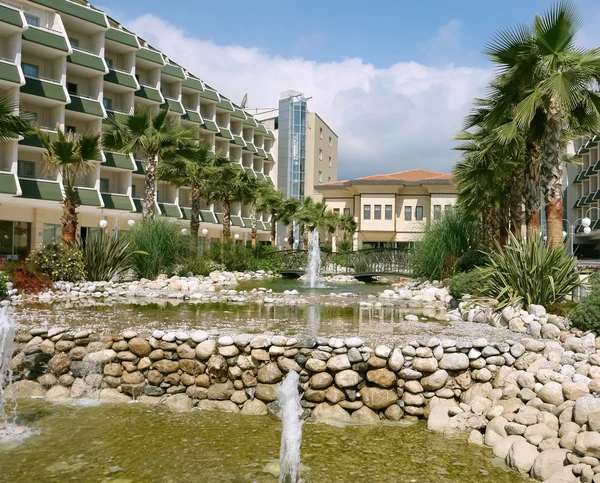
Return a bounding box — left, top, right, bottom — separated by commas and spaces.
298, 197, 326, 248
38, 128, 101, 242
485, 1, 600, 245
249, 179, 279, 249
338, 213, 357, 250
280, 198, 301, 249
0, 90, 31, 141
103, 107, 195, 218
256, 184, 284, 245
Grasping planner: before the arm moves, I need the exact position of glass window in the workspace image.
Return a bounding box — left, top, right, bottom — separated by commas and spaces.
363, 205, 371, 220
434, 205, 442, 220
385, 205, 392, 220
318, 171, 322, 183
103, 97, 113, 110
22, 63, 39, 78
343, 208, 351, 215
25, 14, 40, 27
405, 206, 412, 221
0, 220, 13, 259
105, 58, 113, 68
18, 160, 35, 178
415, 206, 424, 221
67, 82, 77, 95
319, 127, 323, 139
374, 205, 381, 220
333, 208, 340, 215
329, 136, 332, 147
100, 178, 110, 193
69, 37, 80, 48
66, 125, 76, 134
43, 223, 61, 245
131, 184, 136, 198
274, 117, 279, 130
13, 222, 31, 260
445, 204, 453, 213
319, 149, 323, 161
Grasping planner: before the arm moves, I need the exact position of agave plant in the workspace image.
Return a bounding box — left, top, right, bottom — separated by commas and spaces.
79, 230, 142, 282
479, 233, 581, 307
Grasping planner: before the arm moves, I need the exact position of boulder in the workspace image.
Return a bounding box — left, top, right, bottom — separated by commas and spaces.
195, 340, 217, 360
310, 372, 333, 390
538, 382, 565, 406
575, 432, 600, 458
45, 385, 70, 401
334, 370, 361, 388
241, 399, 268, 416
531, 449, 570, 481
361, 387, 398, 410
128, 338, 151, 357
412, 357, 438, 372
207, 380, 235, 400
493, 435, 525, 459
484, 416, 508, 446
165, 394, 193, 412
255, 383, 277, 402
99, 388, 131, 403
351, 406, 380, 424
13, 380, 45, 398
86, 349, 117, 365
506, 439, 539, 473
326, 354, 351, 371
388, 347, 404, 371
574, 396, 600, 425
197, 400, 240, 413
421, 370, 449, 391
311, 403, 351, 423
257, 362, 283, 384
427, 401, 456, 432
439, 353, 469, 371
366, 368, 396, 388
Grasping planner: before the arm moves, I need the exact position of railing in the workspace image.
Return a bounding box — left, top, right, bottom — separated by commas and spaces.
0, 56, 15, 64
29, 24, 63, 35
24, 73, 61, 84
72, 45, 101, 56
109, 65, 132, 75
70, 92, 98, 101
139, 81, 159, 89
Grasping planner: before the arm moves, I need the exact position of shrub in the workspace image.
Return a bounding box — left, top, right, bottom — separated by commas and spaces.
455, 249, 489, 273
0, 271, 7, 298
411, 209, 481, 280
11, 263, 52, 293
480, 233, 580, 307
588, 271, 600, 290
127, 218, 189, 279
178, 258, 224, 277
25, 242, 86, 282
80, 230, 141, 281
449, 270, 486, 299
570, 292, 600, 332
546, 299, 578, 318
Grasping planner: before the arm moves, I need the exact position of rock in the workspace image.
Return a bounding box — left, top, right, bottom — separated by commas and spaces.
351, 406, 380, 424
538, 382, 565, 406
45, 385, 70, 401
165, 394, 192, 412
484, 416, 508, 446
412, 357, 438, 372
385, 404, 404, 421
366, 368, 395, 388
493, 435, 526, 459
361, 387, 398, 410
439, 353, 469, 371
241, 399, 268, 416
99, 388, 131, 403
255, 384, 277, 402
305, 358, 327, 372
311, 403, 351, 423
563, 382, 590, 401
48, 352, 70, 375
334, 370, 361, 388
531, 449, 570, 481
421, 370, 449, 391
574, 396, 600, 425
427, 401, 456, 432
506, 439, 539, 473
528, 304, 546, 317
13, 380, 45, 398
128, 338, 151, 357
154, 360, 179, 374
509, 318, 527, 333
195, 340, 217, 360
86, 349, 117, 364
388, 347, 404, 371
207, 380, 235, 400
326, 354, 351, 371
197, 400, 240, 413
310, 372, 333, 390
524, 423, 558, 444
469, 430, 484, 445
257, 362, 283, 384
575, 432, 600, 458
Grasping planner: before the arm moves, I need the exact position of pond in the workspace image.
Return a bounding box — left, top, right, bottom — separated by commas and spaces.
0, 401, 528, 483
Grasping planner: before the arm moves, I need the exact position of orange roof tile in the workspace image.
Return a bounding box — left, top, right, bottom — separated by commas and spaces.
354, 169, 452, 182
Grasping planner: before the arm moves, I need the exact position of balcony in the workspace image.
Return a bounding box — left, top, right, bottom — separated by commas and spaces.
256, 147, 267, 158
22, 25, 69, 54
65, 94, 104, 118
244, 141, 257, 154
200, 210, 217, 224
101, 193, 134, 211
0, 4, 25, 30
133, 161, 145, 176
19, 128, 57, 149
103, 109, 132, 125
103, 152, 135, 170
135, 84, 164, 104
199, 88, 219, 102
159, 203, 182, 218
67, 48, 106, 74
216, 128, 233, 141
161, 98, 185, 115
243, 167, 256, 179
0, 59, 23, 86
182, 77, 203, 92
161, 63, 185, 80
29, 0, 108, 27
0, 172, 18, 195
104, 68, 138, 90
182, 109, 202, 124
230, 135, 246, 148
243, 117, 259, 128
105, 28, 140, 49
75, 187, 101, 206
136, 48, 164, 66
21, 76, 68, 103
201, 119, 219, 133
216, 99, 234, 112
231, 108, 247, 121
19, 178, 63, 202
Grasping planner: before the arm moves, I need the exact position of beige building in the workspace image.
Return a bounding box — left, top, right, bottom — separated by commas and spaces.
0, 0, 275, 259
318, 169, 457, 250
305, 112, 337, 201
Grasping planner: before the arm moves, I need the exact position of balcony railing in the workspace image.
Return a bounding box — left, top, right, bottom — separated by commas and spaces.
29, 23, 63, 35
110, 65, 132, 75
23, 73, 61, 84
72, 45, 100, 56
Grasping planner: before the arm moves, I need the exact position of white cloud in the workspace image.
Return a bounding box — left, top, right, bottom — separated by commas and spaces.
127, 14, 492, 179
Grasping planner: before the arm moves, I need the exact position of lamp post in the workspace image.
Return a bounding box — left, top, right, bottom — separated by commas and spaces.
201, 228, 209, 252
98, 219, 108, 229
114, 215, 135, 239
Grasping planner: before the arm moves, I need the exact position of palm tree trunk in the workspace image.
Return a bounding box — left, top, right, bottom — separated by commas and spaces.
525, 140, 543, 237
143, 156, 157, 218
61, 196, 78, 242
250, 202, 258, 249
302, 226, 309, 248
190, 184, 201, 256
223, 201, 231, 240
543, 99, 564, 247
287, 224, 294, 249
270, 216, 276, 245
510, 172, 524, 235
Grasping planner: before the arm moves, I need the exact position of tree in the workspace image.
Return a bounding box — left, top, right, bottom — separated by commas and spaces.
485, 1, 600, 245
0, 90, 31, 141
256, 184, 284, 245
298, 197, 326, 248
104, 107, 195, 218
38, 128, 101, 242
280, 198, 301, 249
338, 213, 357, 250
251, 179, 279, 249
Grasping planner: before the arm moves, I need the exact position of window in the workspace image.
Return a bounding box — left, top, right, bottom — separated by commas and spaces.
23, 111, 37, 123
131, 185, 136, 198
274, 117, 279, 130
445, 204, 453, 213
329, 136, 332, 147
374, 205, 382, 220
65, 125, 76, 134
69, 37, 80, 48
103, 97, 113, 110
22, 63, 39, 78
434, 205, 442, 220
43, 224, 61, 245
328, 176, 331, 182
328, 156, 332, 167
415, 206, 424, 221
405, 206, 412, 221
343, 208, 351, 215
18, 160, 35, 178
318, 171, 322, 183
319, 127, 323, 139
333, 208, 340, 215
385, 205, 392, 220
67, 82, 78, 95
100, 178, 110, 193
105, 58, 113, 68
319, 149, 323, 161
25, 14, 40, 27
363, 205, 371, 220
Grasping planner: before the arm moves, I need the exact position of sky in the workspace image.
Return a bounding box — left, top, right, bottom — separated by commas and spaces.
96, 0, 600, 180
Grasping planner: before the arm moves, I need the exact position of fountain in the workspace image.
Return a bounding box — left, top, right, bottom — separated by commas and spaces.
306, 230, 322, 288
276, 370, 303, 483
0, 308, 17, 436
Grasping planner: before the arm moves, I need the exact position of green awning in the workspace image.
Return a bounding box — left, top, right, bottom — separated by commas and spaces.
202, 120, 219, 133
266, 153, 274, 162
103, 152, 135, 170
578, 146, 590, 155
105, 28, 139, 49
161, 64, 185, 80
182, 77, 203, 91
180, 206, 192, 220
101, 193, 134, 211
200, 210, 217, 224
104, 69, 138, 89
135, 85, 163, 103
230, 108, 247, 120
256, 220, 266, 231
244, 142, 257, 153
216, 213, 224, 224
67, 50, 106, 72
242, 217, 251, 228
0, 62, 20, 84
19, 179, 62, 201
132, 198, 143, 213
66, 96, 104, 117
586, 138, 598, 149
231, 216, 243, 227
586, 192, 596, 204
159, 202, 182, 218
586, 165, 596, 177
21, 78, 67, 102
19, 132, 45, 148
0, 173, 17, 194
265, 130, 275, 139
256, 147, 266, 158
263, 222, 271, 231
133, 161, 145, 175
29, 0, 108, 27
573, 172, 582, 185
161, 98, 185, 115
0, 5, 24, 28
216, 99, 234, 112
183, 110, 202, 123
243, 117, 259, 128
76, 187, 101, 206
136, 48, 164, 65
230, 135, 246, 147
216, 128, 233, 140
199, 89, 219, 102
22, 27, 69, 52
244, 168, 256, 178
256, 172, 267, 181
254, 124, 267, 135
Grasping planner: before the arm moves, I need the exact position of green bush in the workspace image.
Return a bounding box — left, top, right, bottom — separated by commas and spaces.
80, 229, 141, 281
411, 209, 481, 280
570, 292, 600, 332
26, 242, 86, 282
455, 249, 489, 273
546, 299, 578, 318
128, 218, 188, 279
588, 271, 600, 290
480, 233, 581, 307
178, 257, 224, 277
0, 271, 7, 298
449, 270, 486, 299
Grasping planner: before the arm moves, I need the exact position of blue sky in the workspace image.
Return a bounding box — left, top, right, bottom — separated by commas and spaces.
97, 1, 600, 179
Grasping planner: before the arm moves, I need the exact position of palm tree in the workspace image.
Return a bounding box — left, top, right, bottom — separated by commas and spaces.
338, 213, 357, 250
257, 185, 284, 245
103, 107, 195, 218
298, 197, 326, 248
38, 128, 101, 242
280, 198, 301, 249
250, 179, 279, 249
0, 90, 31, 141
485, 1, 600, 245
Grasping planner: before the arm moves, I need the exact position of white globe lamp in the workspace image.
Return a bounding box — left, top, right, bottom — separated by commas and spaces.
127, 219, 135, 227
583, 217, 592, 228
562, 231, 567, 239
284, 237, 288, 243
202, 228, 209, 236
99, 220, 108, 229
584, 226, 592, 234
181, 228, 188, 235
234, 233, 240, 240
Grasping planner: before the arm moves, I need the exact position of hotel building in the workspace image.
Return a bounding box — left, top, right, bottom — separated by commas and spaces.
0, 0, 275, 259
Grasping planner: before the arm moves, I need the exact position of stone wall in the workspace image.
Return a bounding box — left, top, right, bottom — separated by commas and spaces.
11, 326, 600, 482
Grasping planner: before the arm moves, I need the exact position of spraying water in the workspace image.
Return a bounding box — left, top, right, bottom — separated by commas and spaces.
277, 371, 303, 483
0, 308, 16, 429
306, 230, 322, 288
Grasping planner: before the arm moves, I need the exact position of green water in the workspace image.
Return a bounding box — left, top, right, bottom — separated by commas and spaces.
0, 401, 528, 483
235, 278, 392, 296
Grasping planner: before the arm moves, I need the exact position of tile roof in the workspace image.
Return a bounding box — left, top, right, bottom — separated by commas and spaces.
317, 169, 452, 188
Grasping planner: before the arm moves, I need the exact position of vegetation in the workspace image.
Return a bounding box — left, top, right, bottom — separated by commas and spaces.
449, 270, 486, 299
25, 242, 86, 282
455, 249, 489, 273
38, 128, 101, 242
570, 291, 600, 332
479, 233, 580, 307
128, 218, 189, 279
0, 272, 8, 298
2, 262, 53, 294
0, 89, 32, 141
411, 209, 481, 280
80, 229, 140, 282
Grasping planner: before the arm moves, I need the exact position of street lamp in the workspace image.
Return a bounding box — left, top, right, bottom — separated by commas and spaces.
202, 228, 209, 236
127, 219, 136, 228
181, 228, 188, 235
99, 219, 108, 229
234, 233, 240, 240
